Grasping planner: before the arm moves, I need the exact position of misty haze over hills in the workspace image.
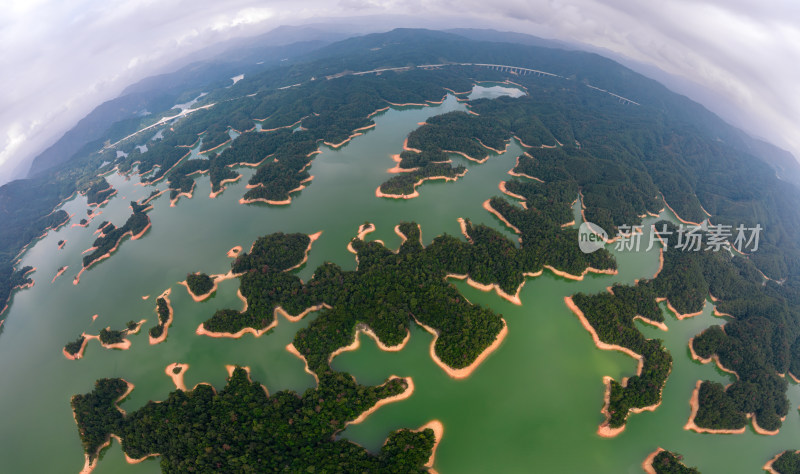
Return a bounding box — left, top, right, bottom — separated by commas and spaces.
15, 24, 800, 189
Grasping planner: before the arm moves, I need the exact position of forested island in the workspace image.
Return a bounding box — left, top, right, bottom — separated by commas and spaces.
569, 219, 796, 434
644, 449, 700, 474
64, 320, 143, 359
0, 28, 796, 472
84, 178, 116, 206
79, 202, 151, 272
148, 290, 173, 344
185, 272, 214, 296
71, 367, 437, 472
200, 186, 614, 376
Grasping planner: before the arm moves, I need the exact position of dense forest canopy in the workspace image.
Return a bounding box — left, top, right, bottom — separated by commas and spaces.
3, 29, 800, 314
72, 367, 436, 472
0, 27, 796, 472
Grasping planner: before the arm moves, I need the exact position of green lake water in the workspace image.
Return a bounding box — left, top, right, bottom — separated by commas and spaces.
0, 91, 796, 473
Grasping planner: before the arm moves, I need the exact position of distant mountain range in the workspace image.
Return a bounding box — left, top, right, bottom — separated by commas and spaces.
24, 25, 800, 188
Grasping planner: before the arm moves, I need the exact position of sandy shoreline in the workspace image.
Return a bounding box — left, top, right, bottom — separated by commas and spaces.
660, 193, 704, 226
414, 420, 444, 472
642, 447, 666, 474
178, 268, 242, 303
324, 123, 375, 149
387, 153, 420, 174
51, 266, 68, 284
148, 289, 173, 345
347, 222, 377, 255
328, 325, 411, 364
764, 452, 783, 474
224, 365, 269, 396
402, 138, 422, 153
375, 170, 467, 200
285, 231, 322, 272
63, 335, 91, 360
208, 174, 242, 198
194, 285, 268, 339
324, 132, 363, 149
565, 297, 643, 368
169, 182, 195, 207
65, 318, 145, 359
476, 137, 508, 155
498, 181, 526, 202
763, 451, 798, 473
654, 296, 705, 321
683, 378, 783, 435
196, 317, 276, 339
74, 220, 152, 285
239, 176, 313, 205
286, 342, 319, 384
632, 315, 668, 332
413, 316, 508, 379
165, 363, 190, 391
394, 223, 423, 248
445, 272, 526, 305
345, 376, 415, 426
564, 296, 669, 436
226, 246, 243, 258
367, 106, 390, 119
275, 303, 332, 323
442, 148, 488, 163
77, 380, 137, 474
482, 199, 523, 240
684, 380, 745, 434
507, 154, 544, 181
457, 218, 473, 243
597, 376, 625, 438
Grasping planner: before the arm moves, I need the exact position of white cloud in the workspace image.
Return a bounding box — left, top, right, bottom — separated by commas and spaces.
1, 1, 799, 184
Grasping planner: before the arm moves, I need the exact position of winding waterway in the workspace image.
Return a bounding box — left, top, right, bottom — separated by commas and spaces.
0, 90, 796, 473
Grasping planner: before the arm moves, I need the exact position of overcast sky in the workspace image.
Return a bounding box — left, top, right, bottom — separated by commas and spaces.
1, 0, 799, 184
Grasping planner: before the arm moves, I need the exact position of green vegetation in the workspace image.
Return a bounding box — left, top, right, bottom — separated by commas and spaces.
98, 327, 125, 345
572, 285, 671, 428
572, 221, 795, 431
64, 335, 86, 356
379, 163, 466, 196
204, 190, 614, 375
378, 111, 505, 196
650, 450, 700, 474
185, 273, 214, 296
1, 30, 800, 469
71, 378, 129, 458
148, 296, 172, 340
85, 178, 115, 206
693, 381, 747, 430
5, 29, 799, 335
71, 367, 435, 472
82, 204, 150, 268
771, 450, 800, 474
231, 232, 310, 274
202, 233, 312, 334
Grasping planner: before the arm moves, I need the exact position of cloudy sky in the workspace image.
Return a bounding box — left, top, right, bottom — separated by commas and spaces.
1, 0, 799, 184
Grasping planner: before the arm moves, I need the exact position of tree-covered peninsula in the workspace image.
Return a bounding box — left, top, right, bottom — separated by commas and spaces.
766, 450, 800, 474
71, 367, 436, 472
80, 203, 151, 270
571, 221, 797, 434
201, 174, 615, 375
